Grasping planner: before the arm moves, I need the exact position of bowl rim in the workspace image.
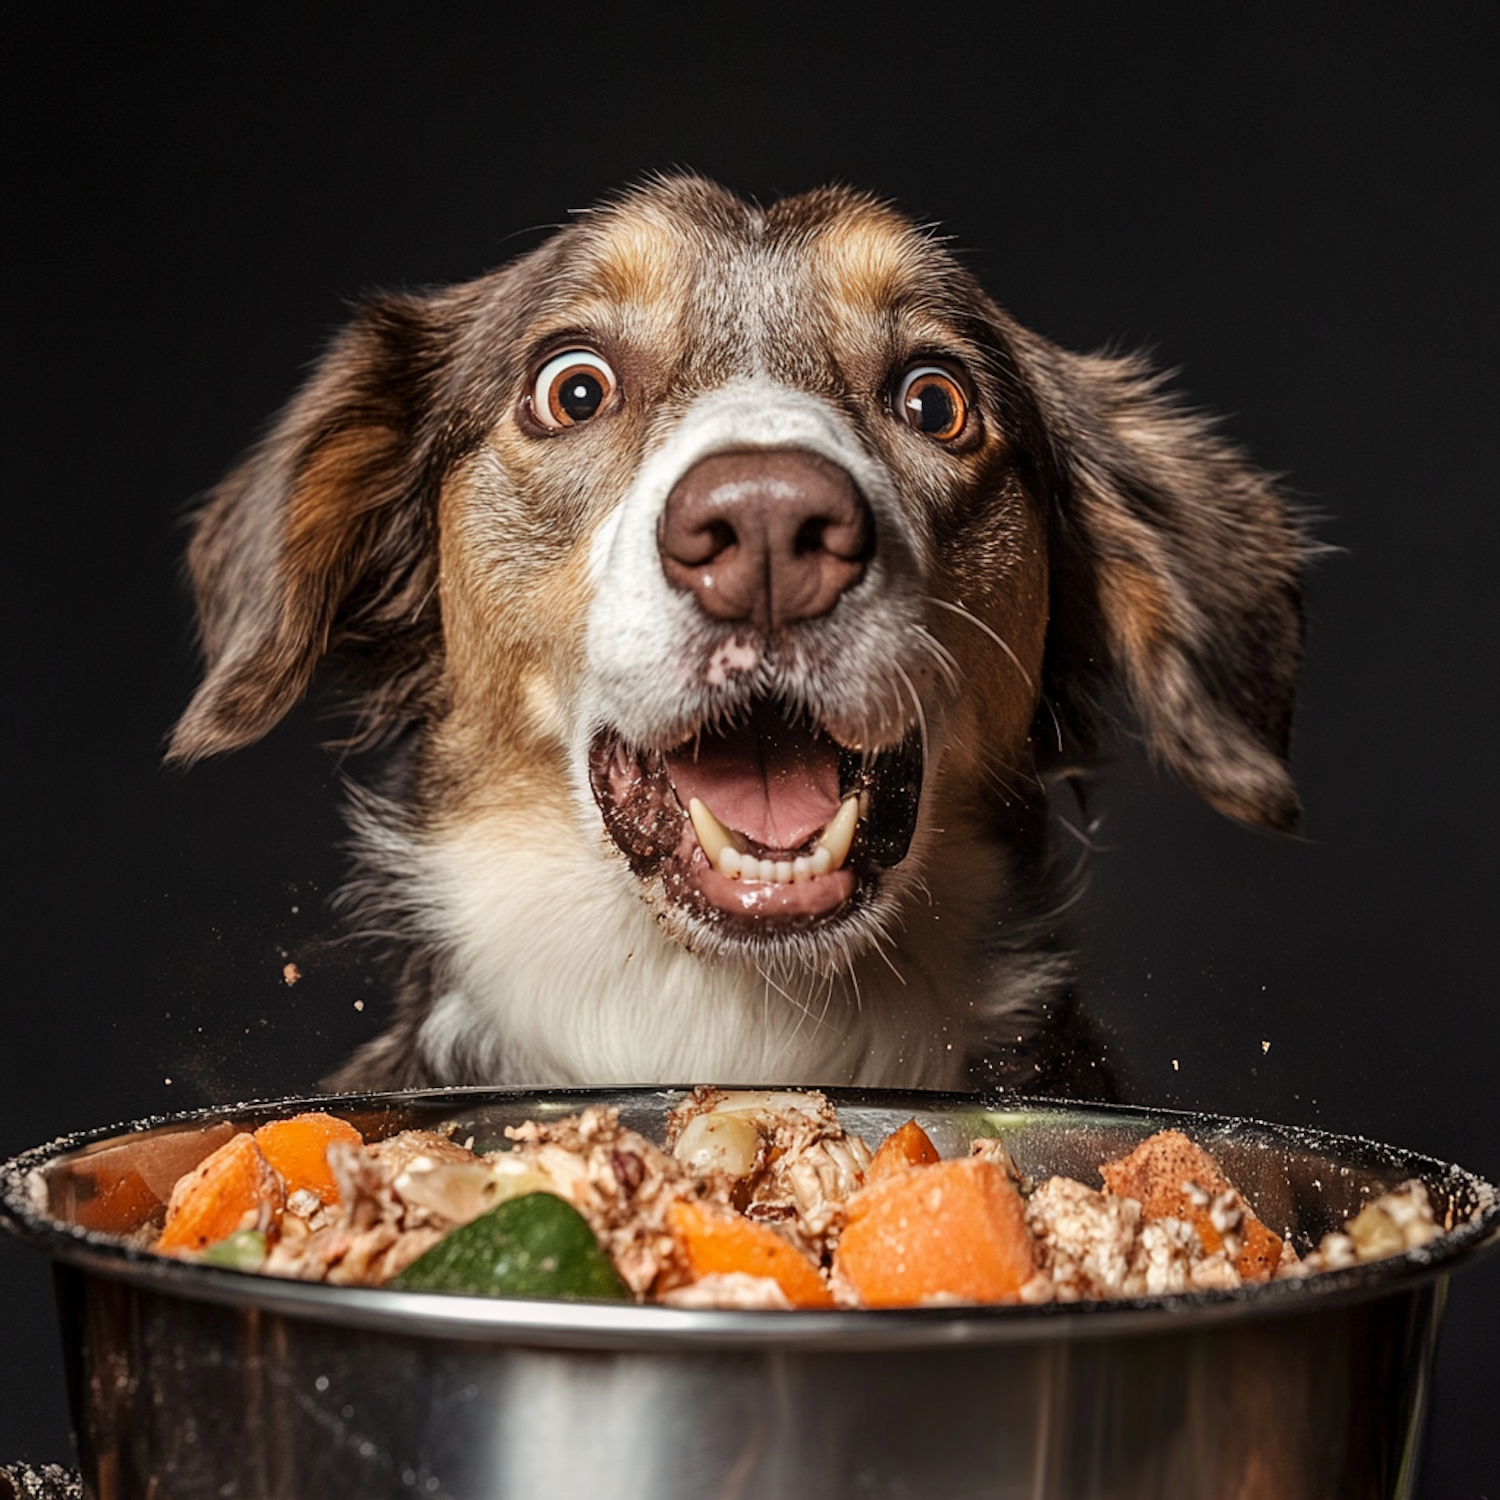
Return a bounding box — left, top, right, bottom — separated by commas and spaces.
3, 1084, 1497, 1352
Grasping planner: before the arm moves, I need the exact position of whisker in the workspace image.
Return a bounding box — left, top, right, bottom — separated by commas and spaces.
908, 624, 963, 694
1053, 812, 1104, 853
1040, 692, 1065, 755
893, 662, 930, 773
826, 931, 864, 1015
761, 967, 808, 1061
925, 596, 1034, 690
866, 921, 908, 988
1031, 873, 1092, 922
759, 961, 826, 1034
979, 761, 1029, 804
814, 966, 838, 1033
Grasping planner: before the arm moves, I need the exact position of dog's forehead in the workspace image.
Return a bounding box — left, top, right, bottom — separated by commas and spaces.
522, 179, 976, 385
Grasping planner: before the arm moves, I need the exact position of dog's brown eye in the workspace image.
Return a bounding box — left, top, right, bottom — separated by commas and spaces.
533, 350, 618, 429
895, 366, 967, 441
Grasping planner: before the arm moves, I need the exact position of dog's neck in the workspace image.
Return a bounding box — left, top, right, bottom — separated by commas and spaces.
351, 790, 1071, 1091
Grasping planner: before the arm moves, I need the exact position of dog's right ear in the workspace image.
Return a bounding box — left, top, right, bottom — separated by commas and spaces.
1006, 333, 1311, 832
167, 294, 461, 765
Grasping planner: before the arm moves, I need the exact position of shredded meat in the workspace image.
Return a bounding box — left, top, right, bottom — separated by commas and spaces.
1023, 1175, 1232, 1301
263, 1131, 483, 1285
503, 1106, 702, 1297
1278, 1180, 1440, 1278
1026, 1175, 1143, 1301
666, 1088, 873, 1258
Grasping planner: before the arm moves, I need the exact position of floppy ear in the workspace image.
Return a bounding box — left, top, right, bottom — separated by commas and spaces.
1018, 337, 1309, 831
167, 293, 458, 764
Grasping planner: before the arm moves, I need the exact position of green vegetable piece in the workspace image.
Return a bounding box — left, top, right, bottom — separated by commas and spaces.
198, 1229, 268, 1272
390, 1191, 629, 1301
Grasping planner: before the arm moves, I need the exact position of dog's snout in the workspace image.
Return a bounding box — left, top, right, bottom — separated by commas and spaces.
658, 450, 872, 632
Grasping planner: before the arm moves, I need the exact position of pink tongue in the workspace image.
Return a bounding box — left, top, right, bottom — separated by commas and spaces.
664, 704, 842, 851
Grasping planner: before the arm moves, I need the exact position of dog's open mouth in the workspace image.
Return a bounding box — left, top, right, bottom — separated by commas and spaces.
588, 698, 923, 934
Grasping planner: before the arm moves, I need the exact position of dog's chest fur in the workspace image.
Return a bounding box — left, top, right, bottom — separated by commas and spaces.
349, 780, 1075, 1091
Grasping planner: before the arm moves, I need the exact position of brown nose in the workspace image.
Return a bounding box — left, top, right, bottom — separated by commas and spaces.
658, 450, 872, 632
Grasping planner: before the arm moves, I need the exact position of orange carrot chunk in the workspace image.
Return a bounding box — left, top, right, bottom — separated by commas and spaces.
837, 1156, 1034, 1308
865, 1119, 941, 1186
253, 1112, 365, 1206
155, 1133, 284, 1255
668, 1199, 834, 1308
1098, 1129, 1283, 1283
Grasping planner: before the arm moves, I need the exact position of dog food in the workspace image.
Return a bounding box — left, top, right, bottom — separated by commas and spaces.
145, 1093, 1441, 1308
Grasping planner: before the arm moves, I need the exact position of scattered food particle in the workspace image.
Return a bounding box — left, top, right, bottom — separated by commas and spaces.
1172, 1060, 1179, 1071
354, 1000, 365, 1011
283, 963, 302, 986
1262, 1040, 1270, 1054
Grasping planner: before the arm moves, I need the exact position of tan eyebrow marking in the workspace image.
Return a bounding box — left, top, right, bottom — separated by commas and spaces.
813, 206, 930, 309
586, 215, 695, 306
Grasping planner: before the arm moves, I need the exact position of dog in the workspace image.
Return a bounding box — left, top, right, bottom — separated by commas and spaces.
168, 175, 1306, 1098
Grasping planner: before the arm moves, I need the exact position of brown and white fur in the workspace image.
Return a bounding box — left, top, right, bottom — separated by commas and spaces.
169, 176, 1306, 1098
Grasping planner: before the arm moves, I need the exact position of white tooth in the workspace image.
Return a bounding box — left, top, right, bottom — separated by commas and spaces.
817, 796, 860, 870
689, 798, 735, 867
774, 861, 793, 884
718, 847, 743, 879
809, 846, 832, 877
793, 856, 812, 881
749, 858, 771, 883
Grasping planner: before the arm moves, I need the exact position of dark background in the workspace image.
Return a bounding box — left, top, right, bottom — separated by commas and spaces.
4, 4, 1496, 1490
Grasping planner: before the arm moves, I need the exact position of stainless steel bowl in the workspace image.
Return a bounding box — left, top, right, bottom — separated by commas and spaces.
3, 1087, 1497, 1500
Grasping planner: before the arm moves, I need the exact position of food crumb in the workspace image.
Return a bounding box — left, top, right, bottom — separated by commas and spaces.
1171, 1060, 1179, 1071
283, 963, 301, 986
164, 1078, 172, 1085
354, 1000, 365, 1012
1262, 1040, 1270, 1054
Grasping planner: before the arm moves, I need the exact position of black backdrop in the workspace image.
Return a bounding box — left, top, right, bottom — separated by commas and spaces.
4, 5, 1496, 1490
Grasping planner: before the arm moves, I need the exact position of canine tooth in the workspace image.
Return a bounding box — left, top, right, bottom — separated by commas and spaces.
774, 861, 793, 884
817, 796, 860, 870
809, 847, 832, 877
718, 847, 743, 879
689, 798, 736, 867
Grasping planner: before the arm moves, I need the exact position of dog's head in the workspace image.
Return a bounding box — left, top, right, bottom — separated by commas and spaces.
170, 175, 1305, 975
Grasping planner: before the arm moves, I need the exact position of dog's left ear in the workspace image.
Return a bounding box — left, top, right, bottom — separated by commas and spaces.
167, 293, 462, 764
1016, 336, 1309, 832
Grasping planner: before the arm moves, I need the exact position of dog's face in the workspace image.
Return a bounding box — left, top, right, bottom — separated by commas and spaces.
433, 184, 1053, 965
170, 176, 1305, 1088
